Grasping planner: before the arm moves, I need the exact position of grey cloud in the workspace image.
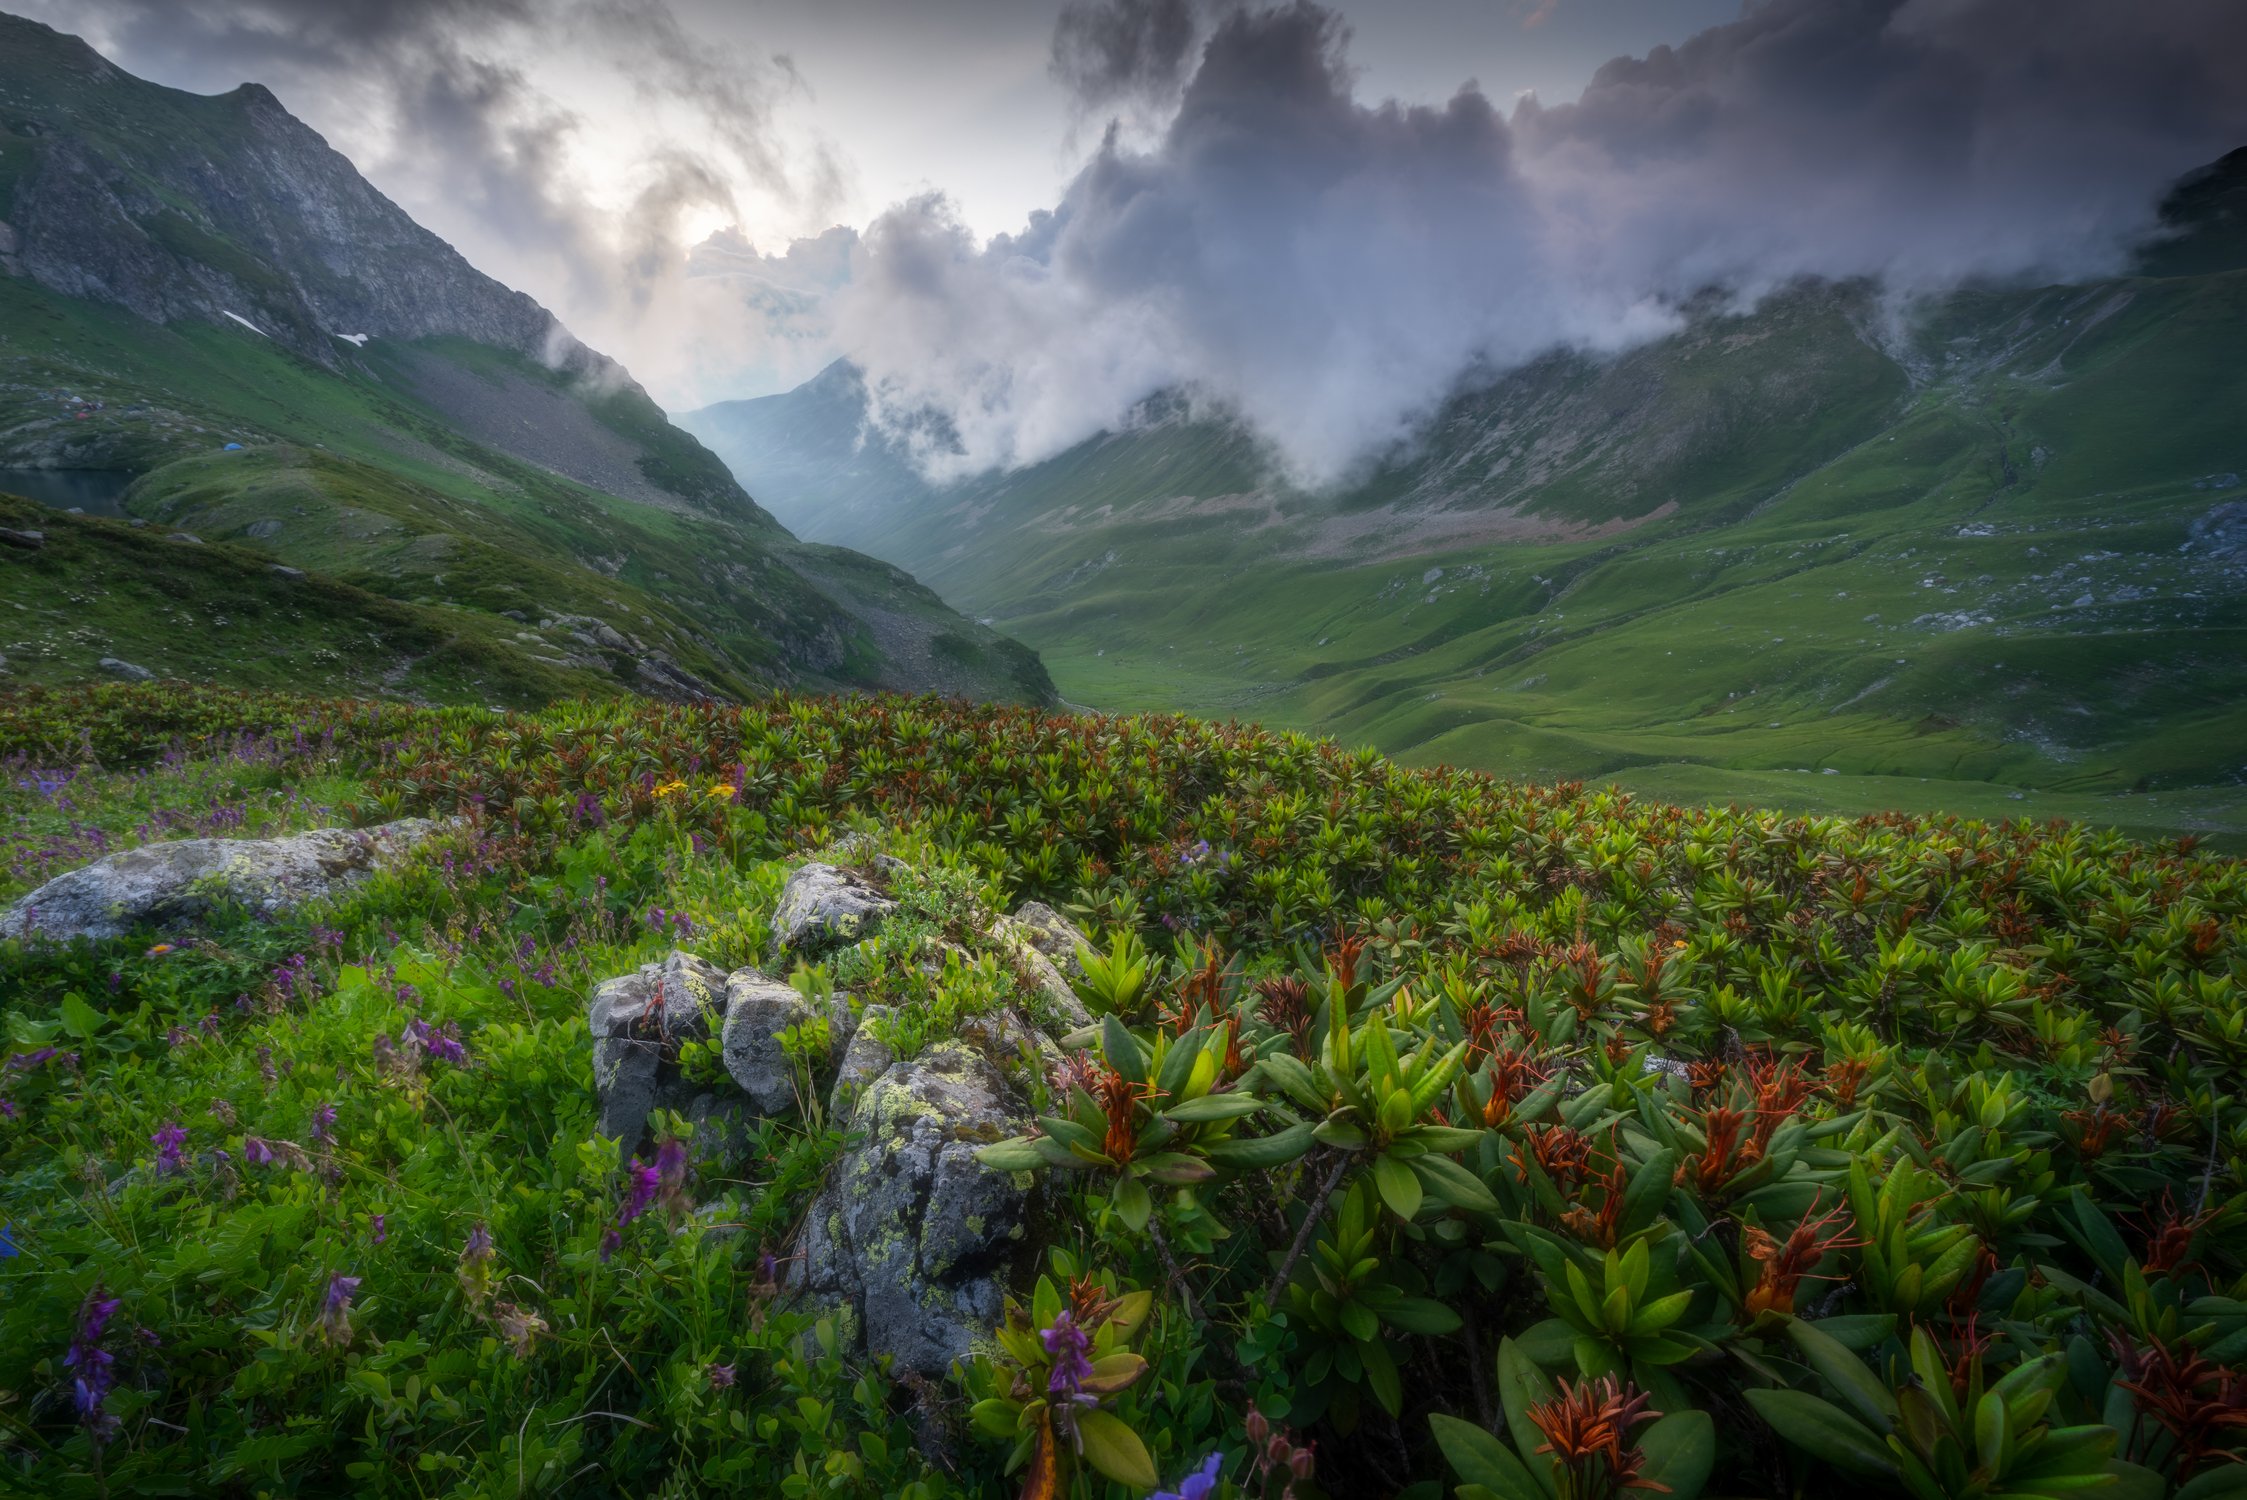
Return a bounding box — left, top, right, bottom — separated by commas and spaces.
1051, 0, 1202, 116
832, 0, 2247, 484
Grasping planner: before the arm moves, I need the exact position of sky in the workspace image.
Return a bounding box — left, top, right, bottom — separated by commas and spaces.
24, 0, 2247, 483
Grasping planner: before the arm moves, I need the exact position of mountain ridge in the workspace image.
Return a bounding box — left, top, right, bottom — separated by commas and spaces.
0, 11, 1053, 709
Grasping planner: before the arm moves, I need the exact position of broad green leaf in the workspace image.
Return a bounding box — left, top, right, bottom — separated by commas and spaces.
1163, 1093, 1266, 1123
1373, 1153, 1424, 1220
1136, 1151, 1218, 1184
1411, 1153, 1499, 1213
59, 992, 105, 1041
1074, 1409, 1158, 1490
1429, 1414, 1542, 1500
1378, 1296, 1464, 1336
1112, 1174, 1152, 1232
1743, 1389, 1899, 1479
1637, 1410, 1716, 1500
1786, 1316, 1900, 1427
1102, 1014, 1145, 1085
1497, 1339, 1560, 1498
1204, 1121, 1316, 1169
975, 1137, 1048, 1172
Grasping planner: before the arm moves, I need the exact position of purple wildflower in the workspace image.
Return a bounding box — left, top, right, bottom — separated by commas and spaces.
320, 1274, 360, 1345
64, 1286, 121, 1440
404, 1017, 468, 1066
1153, 1453, 1225, 1500
598, 1225, 623, 1262
1040, 1310, 1096, 1405
152, 1122, 188, 1176
707, 1361, 737, 1389
619, 1161, 662, 1227
242, 1136, 277, 1166
655, 1137, 690, 1202
1, 1098, 15, 1121
370, 1213, 387, 1245
310, 1102, 336, 1144
463, 1223, 494, 1263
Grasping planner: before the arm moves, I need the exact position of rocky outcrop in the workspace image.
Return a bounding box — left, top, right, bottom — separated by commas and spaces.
1, 818, 444, 942
580, 854, 1095, 1374
587, 951, 730, 1146
793, 1043, 1037, 1379
769, 862, 895, 958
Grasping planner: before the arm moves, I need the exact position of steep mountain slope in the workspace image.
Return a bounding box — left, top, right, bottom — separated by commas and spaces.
687, 157, 2247, 839
0, 13, 1051, 707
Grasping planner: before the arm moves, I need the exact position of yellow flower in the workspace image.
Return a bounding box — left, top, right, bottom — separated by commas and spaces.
654, 780, 689, 797
707, 784, 738, 800
147, 943, 175, 956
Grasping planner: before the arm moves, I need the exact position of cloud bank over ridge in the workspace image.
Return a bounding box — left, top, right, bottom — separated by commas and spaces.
834, 0, 2247, 483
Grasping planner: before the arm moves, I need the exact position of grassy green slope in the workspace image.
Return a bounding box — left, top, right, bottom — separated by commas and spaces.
0, 277, 1054, 705
0, 494, 614, 704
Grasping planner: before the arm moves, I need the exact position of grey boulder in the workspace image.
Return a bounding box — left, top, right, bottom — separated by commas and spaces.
587, 950, 729, 1147
770, 862, 895, 957
2, 818, 443, 942
794, 1042, 1036, 1379
720, 971, 816, 1115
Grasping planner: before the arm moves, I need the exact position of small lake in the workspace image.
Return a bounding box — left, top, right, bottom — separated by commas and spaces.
0, 469, 135, 517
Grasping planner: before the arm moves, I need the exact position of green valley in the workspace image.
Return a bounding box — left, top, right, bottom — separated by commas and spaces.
684, 154, 2247, 841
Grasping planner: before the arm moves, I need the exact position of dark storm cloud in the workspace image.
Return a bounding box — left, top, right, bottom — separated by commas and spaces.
1050, 0, 1202, 117
838, 0, 2247, 482
1517, 0, 2247, 295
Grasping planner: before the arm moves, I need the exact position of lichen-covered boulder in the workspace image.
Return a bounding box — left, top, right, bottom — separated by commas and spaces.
588, 950, 728, 1146
770, 862, 895, 958
720, 971, 815, 1115
793, 1043, 1035, 1379
1, 818, 445, 943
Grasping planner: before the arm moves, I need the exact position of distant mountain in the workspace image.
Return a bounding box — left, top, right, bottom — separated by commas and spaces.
0, 12, 1051, 707
679, 361, 932, 544
686, 151, 2247, 839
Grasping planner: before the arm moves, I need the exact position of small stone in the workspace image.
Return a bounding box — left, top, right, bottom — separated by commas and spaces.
98, 657, 154, 680
0, 527, 43, 550
167, 532, 203, 544
268, 564, 304, 578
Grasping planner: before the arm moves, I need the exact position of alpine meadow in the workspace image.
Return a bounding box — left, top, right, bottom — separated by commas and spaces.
1, 5, 2244, 1500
